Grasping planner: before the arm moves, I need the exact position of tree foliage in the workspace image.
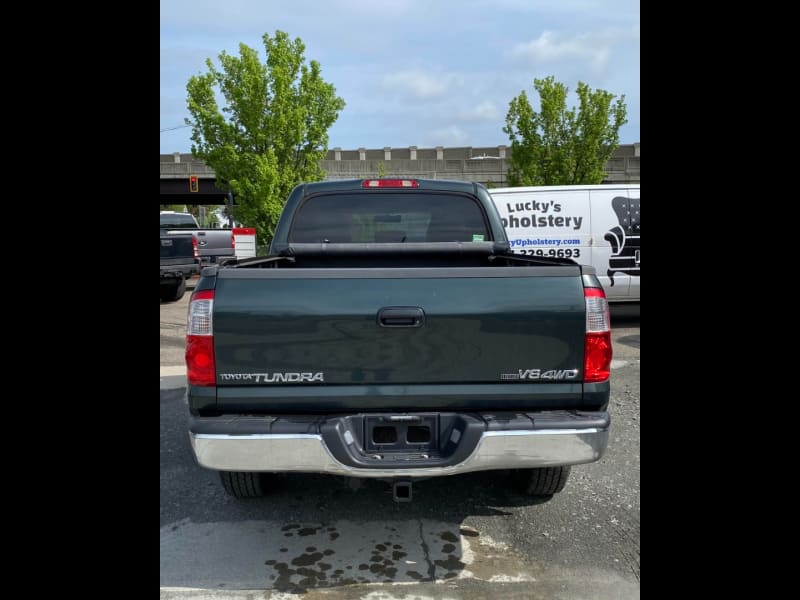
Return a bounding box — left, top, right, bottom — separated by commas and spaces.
186, 31, 346, 244
503, 76, 627, 186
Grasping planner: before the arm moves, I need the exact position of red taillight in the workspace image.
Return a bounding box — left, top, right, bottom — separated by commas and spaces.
584, 287, 612, 383
362, 179, 419, 188
186, 289, 215, 386
192, 235, 199, 260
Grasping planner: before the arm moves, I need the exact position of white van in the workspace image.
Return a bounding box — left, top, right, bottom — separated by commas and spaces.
488, 184, 640, 301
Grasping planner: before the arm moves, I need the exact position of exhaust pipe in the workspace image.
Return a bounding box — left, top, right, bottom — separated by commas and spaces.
392, 480, 412, 502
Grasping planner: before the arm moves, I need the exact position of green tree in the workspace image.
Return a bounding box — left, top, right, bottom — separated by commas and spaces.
204, 209, 220, 229
186, 30, 346, 245
503, 76, 627, 186
375, 162, 387, 178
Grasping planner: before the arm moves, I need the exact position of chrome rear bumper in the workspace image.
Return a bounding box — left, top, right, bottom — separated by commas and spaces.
190, 426, 608, 478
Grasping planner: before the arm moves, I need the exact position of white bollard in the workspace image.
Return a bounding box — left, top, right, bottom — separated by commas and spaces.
232, 228, 257, 259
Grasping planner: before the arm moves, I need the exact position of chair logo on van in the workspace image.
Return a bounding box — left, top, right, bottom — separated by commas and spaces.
605, 196, 640, 286
501, 369, 579, 381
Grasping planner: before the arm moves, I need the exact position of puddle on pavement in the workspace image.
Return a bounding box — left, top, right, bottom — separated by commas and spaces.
262, 520, 534, 593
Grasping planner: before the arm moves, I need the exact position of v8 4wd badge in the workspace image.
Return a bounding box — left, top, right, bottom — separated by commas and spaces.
502, 369, 579, 381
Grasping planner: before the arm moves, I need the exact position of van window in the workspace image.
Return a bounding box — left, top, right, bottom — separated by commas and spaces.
290, 193, 489, 243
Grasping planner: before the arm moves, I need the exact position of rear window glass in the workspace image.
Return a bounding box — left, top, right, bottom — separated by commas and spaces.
160, 213, 197, 228
290, 193, 489, 243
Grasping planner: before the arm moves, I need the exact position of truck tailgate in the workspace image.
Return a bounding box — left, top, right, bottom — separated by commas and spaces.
212, 266, 586, 411
194, 230, 233, 260
160, 235, 194, 260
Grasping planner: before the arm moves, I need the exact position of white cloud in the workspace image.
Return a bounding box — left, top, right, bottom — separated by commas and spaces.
160, 0, 423, 29
509, 26, 639, 73
427, 125, 469, 146
382, 70, 461, 100
320, 0, 419, 16
473, 0, 639, 17
459, 100, 500, 122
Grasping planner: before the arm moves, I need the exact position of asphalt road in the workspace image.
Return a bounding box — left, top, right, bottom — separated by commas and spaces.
160, 290, 640, 599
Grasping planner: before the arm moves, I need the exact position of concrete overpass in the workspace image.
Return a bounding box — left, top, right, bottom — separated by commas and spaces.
160, 156, 230, 205
160, 143, 640, 203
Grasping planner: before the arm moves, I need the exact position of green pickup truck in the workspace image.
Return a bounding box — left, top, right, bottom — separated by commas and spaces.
184, 178, 612, 502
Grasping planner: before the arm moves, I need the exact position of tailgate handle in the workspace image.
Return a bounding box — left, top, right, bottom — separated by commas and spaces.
378, 307, 425, 328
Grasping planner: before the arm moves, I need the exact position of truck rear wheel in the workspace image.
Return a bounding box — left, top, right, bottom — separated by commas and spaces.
160, 277, 186, 302
220, 471, 268, 499
512, 466, 571, 496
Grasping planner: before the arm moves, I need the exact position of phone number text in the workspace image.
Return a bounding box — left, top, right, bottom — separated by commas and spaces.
515, 248, 581, 258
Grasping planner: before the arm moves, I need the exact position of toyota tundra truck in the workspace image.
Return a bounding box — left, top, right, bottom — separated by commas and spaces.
185, 178, 612, 502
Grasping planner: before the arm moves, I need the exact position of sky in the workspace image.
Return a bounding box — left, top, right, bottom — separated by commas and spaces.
160, 0, 639, 154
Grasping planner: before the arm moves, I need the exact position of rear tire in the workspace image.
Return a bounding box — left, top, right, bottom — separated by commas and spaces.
160, 276, 186, 302
512, 466, 571, 496
220, 471, 268, 499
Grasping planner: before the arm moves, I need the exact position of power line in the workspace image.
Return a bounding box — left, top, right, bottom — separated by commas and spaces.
161, 124, 190, 133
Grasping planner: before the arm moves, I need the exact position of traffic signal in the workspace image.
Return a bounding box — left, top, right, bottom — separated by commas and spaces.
189, 175, 199, 193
